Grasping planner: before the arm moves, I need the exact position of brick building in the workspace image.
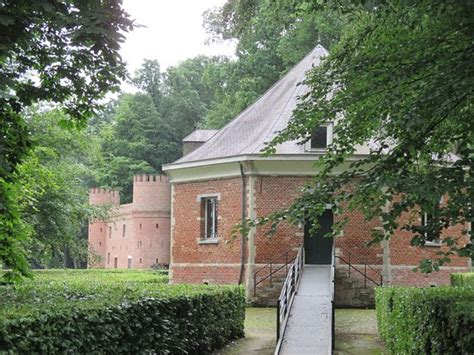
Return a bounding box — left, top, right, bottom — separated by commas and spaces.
163, 44, 471, 303
88, 174, 171, 269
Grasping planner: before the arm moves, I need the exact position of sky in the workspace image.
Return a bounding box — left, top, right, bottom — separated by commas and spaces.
120, 0, 236, 92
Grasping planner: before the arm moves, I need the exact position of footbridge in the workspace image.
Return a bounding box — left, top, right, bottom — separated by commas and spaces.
274, 247, 335, 355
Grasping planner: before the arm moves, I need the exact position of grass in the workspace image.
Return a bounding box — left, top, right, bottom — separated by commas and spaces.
218, 308, 386, 355
216, 308, 276, 355
335, 309, 386, 355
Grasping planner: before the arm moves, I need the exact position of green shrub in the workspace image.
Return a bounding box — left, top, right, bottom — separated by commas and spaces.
376, 286, 474, 354
451, 272, 474, 288
0, 281, 245, 353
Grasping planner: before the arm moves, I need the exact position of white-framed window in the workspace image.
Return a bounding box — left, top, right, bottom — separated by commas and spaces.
421, 213, 442, 246
202, 197, 218, 239
306, 123, 333, 151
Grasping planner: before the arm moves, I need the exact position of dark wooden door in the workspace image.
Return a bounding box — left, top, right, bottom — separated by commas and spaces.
304, 210, 333, 265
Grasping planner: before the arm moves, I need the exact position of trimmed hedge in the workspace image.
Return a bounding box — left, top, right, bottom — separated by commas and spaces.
2, 269, 169, 286
376, 286, 474, 354
0, 281, 245, 353
451, 272, 474, 288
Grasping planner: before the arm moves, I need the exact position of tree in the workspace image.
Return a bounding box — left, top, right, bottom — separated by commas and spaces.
1, 107, 113, 269
0, 0, 133, 280
96, 93, 170, 202
131, 59, 162, 110
264, 0, 473, 271
202, 0, 348, 128
17, 109, 101, 268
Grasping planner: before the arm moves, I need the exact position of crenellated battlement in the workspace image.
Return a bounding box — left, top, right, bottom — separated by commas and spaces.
133, 174, 169, 183
88, 173, 171, 270
89, 187, 120, 206
133, 174, 170, 211
89, 188, 119, 195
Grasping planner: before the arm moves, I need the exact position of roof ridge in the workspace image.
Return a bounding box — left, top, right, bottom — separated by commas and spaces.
170, 44, 329, 165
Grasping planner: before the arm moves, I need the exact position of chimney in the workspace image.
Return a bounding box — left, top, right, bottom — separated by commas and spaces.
182, 129, 219, 156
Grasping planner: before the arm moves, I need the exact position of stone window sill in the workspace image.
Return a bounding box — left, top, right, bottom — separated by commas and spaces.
423, 242, 442, 247
198, 238, 219, 245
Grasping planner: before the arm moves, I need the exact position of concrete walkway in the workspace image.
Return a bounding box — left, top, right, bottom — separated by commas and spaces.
279, 265, 332, 355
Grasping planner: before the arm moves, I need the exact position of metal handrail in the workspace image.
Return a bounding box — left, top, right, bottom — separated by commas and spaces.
335, 251, 383, 287
253, 249, 298, 296
274, 246, 304, 355
254, 249, 292, 276
330, 245, 336, 352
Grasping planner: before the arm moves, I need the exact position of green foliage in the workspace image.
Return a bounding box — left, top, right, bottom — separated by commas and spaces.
262, 0, 473, 269
451, 272, 474, 288
14, 109, 105, 269
96, 93, 164, 201
0, 271, 245, 353
202, 0, 348, 128
0, 0, 134, 278
22, 269, 168, 286
375, 286, 474, 354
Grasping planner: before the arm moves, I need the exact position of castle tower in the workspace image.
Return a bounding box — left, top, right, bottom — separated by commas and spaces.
131, 174, 171, 268
132, 174, 171, 211
88, 188, 120, 268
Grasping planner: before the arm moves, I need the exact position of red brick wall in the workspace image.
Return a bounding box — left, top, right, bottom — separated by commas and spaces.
390, 210, 468, 267
133, 174, 171, 211
253, 176, 306, 264
88, 175, 170, 269
132, 214, 170, 268
170, 175, 470, 287
253, 176, 382, 266
88, 222, 107, 267
171, 178, 244, 284
88, 188, 120, 268
387, 208, 470, 285
172, 265, 242, 284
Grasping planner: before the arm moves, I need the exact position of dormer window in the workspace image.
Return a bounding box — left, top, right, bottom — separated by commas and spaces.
307, 123, 333, 151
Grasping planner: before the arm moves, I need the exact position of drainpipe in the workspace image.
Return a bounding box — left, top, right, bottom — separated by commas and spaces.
238, 162, 247, 285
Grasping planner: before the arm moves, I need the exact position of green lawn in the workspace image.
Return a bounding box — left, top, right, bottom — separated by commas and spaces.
335, 309, 386, 355
217, 308, 386, 355
215, 308, 276, 355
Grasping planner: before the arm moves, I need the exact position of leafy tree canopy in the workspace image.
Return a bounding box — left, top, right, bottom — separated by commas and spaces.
0, 0, 133, 280
263, 0, 473, 271
18, 109, 106, 269
202, 0, 348, 128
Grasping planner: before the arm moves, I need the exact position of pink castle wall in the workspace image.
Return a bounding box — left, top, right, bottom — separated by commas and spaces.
88, 174, 171, 269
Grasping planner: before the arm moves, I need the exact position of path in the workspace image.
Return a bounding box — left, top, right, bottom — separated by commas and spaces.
279, 265, 332, 355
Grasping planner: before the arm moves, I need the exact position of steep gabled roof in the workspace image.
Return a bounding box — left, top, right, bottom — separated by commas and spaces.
170, 45, 328, 165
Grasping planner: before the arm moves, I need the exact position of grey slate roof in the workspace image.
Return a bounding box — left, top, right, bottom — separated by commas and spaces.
172, 45, 329, 165
182, 129, 219, 143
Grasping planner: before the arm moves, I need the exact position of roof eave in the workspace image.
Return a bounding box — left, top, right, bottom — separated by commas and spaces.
162, 153, 369, 171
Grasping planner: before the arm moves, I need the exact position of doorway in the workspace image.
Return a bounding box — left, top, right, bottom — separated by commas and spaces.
304, 209, 333, 265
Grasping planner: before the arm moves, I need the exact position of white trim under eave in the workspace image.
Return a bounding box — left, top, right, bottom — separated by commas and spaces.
165, 158, 365, 184
162, 153, 368, 171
